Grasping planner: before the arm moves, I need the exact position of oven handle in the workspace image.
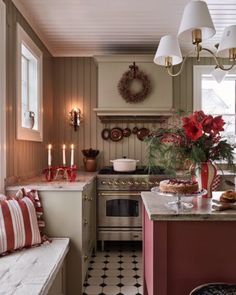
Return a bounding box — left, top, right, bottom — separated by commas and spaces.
98, 192, 141, 197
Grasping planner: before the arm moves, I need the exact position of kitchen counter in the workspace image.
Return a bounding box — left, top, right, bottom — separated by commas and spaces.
141, 191, 236, 221
6, 171, 97, 192
142, 191, 236, 295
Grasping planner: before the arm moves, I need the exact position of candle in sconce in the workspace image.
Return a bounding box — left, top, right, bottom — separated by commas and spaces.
71, 144, 74, 167
48, 144, 52, 167
62, 144, 66, 166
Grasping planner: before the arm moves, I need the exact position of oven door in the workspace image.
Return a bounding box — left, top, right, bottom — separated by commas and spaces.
98, 191, 142, 228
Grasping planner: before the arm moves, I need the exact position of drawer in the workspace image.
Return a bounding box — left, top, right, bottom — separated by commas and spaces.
98, 230, 142, 241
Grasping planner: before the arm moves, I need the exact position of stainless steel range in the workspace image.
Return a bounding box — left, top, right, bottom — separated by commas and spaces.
97, 166, 168, 249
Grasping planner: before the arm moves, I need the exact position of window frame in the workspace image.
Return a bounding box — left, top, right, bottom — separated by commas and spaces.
193, 65, 236, 112
193, 65, 236, 152
16, 23, 43, 142
0, 0, 6, 192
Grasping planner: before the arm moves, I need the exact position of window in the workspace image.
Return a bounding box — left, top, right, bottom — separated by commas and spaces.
194, 65, 236, 147
16, 24, 43, 141
0, 0, 6, 192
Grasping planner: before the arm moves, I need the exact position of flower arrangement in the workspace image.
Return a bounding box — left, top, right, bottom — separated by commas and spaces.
145, 111, 234, 174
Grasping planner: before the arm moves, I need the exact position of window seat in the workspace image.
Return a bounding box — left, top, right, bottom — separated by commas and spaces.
0, 238, 69, 295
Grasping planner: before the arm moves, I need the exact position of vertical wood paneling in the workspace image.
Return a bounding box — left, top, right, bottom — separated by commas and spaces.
4, 0, 53, 181
53, 56, 166, 168
53, 56, 221, 169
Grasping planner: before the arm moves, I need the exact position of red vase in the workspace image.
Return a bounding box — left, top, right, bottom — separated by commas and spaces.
194, 161, 217, 198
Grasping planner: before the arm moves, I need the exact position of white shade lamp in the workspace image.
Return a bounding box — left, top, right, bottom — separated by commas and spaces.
178, 0, 215, 44
211, 67, 228, 83
153, 0, 236, 76
217, 25, 236, 60
154, 35, 182, 67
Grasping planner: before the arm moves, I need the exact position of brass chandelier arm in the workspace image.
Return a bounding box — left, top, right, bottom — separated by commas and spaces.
166, 56, 188, 77
166, 50, 195, 77
201, 47, 235, 71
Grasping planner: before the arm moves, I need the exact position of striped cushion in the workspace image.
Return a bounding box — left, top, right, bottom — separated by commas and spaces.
0, 195, 42, 255
15, 189, 47, 241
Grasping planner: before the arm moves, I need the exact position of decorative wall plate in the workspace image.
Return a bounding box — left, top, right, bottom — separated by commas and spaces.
137, 128, 150, 141
123, 128, 131, 137
132, 127, 139, 134
101, 128, 110, 140
110, 128, 123, 142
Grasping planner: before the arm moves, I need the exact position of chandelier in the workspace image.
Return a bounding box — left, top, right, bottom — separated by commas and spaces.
154, 1, 236, 77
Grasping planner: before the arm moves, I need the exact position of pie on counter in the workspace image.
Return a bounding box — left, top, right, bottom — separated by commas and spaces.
159, 179, 199, 194
220, 190, 236, 203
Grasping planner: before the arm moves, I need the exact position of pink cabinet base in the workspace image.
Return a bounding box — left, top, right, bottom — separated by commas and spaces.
143, 206, 236, 295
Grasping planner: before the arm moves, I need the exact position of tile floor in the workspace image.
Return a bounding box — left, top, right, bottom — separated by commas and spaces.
83, 242, 143, 295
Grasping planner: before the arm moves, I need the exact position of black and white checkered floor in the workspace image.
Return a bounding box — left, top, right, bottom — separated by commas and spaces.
83, 242, 143, 295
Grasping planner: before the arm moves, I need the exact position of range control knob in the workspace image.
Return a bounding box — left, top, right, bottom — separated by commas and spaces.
148, 181, 154, 185
108, 181, 113, 185
155, 181, 159, 185
142, 181, 147, 185
101, 181, 106, 185
127, 181, 133, 185
114, 181, 119, 185
121, 181, 127, 185
134, 181, 140, 185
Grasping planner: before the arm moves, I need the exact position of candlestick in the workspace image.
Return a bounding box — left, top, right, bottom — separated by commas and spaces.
62, 144, 66, 166
48, 144, 52, 167
71, 144, 74, 167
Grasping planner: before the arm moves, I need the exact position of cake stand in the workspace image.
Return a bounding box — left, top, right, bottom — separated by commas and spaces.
151, 187, 207, 211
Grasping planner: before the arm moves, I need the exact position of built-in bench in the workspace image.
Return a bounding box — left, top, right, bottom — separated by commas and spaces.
0, 238, 69, 295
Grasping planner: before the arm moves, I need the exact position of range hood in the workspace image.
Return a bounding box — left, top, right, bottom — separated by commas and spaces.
94, 55, 174, 123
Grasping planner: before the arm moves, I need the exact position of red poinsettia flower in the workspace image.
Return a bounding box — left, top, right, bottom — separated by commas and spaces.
212, 115, 225, 134
202, 115, 214, 134
182, 118, 203, 141
192, 110, 207, 123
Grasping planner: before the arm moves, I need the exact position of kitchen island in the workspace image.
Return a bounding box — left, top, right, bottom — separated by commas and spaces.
6, 172, 97, 295
141, 192, 236, 295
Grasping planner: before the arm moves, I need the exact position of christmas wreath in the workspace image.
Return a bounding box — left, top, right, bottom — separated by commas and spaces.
118, 62, 151, 103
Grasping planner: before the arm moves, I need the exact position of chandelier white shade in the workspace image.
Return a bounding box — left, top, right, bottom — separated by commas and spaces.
178, 0, 216, 42
217, 25, 236, 57
153, 0, 236, 76
211, 67, 228, 83
153, 35, 182, 66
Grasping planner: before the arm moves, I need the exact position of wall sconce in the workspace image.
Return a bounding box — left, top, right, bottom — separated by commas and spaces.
69, 107, 81, 131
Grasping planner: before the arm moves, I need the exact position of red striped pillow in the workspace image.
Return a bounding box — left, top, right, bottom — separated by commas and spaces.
0, 195, 42, 255
15, 189, 48, 242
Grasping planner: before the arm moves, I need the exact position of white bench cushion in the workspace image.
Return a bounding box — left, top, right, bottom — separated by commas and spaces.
0, 238, 69, 295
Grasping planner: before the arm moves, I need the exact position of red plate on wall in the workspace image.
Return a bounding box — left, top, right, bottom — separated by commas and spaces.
137, 128, 150, 141
110, 128, 123, 142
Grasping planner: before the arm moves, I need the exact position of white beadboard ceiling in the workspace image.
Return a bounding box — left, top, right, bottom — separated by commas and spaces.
12, 0, 236, 57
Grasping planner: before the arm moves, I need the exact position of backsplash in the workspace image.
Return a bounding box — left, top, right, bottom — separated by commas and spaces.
52, 57, 182, 170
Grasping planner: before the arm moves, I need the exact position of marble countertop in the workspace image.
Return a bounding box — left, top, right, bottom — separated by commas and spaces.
6, 171, 97, 192
142, 191, 236, 221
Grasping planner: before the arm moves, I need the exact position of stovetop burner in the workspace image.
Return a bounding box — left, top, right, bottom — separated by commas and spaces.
98, 166, 165, 175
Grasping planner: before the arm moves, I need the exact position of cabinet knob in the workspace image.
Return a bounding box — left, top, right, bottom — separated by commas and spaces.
83, 195, 88, 201
83, 219, 88, 225
84, 255, 88, 261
